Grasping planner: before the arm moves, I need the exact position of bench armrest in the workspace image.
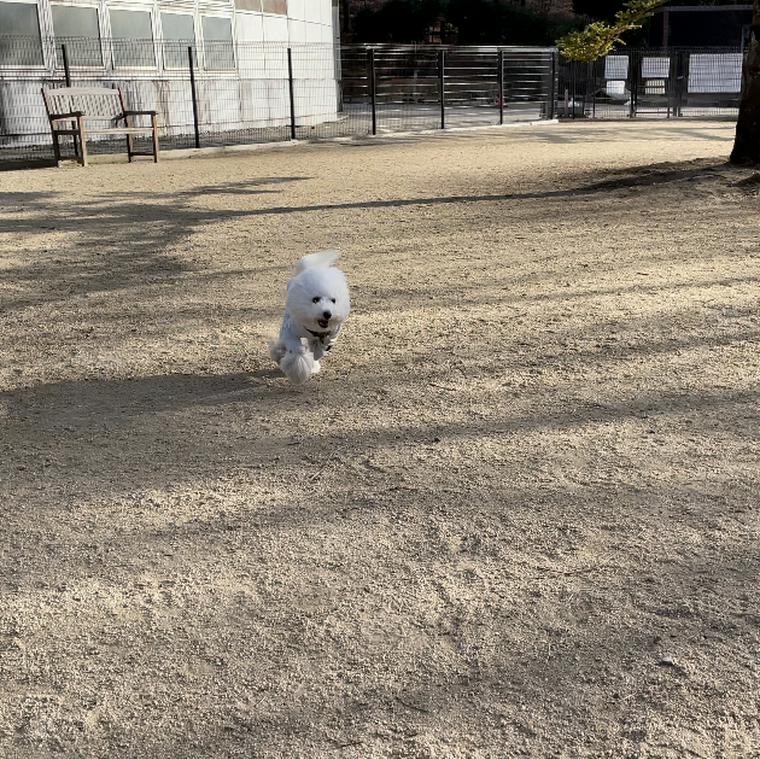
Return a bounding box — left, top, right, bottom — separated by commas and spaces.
123, 109, 157, 116
49, 111, 83, 121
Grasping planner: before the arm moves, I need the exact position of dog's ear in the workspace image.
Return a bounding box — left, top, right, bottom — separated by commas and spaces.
296, 250, 340, 273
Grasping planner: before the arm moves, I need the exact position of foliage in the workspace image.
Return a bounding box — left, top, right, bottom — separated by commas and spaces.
558, 0, 667, 61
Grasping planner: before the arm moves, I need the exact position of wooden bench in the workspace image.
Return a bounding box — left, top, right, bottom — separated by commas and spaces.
41, 86, 160, 167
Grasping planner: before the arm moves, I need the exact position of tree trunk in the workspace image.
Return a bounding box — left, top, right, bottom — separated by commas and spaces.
730, 2, 760, 163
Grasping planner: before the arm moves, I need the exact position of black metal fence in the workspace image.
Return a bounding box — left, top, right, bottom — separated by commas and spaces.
558, 47, 744, 119
0, 37, 557, 164
2, 38, 747, 165
341, 45, 556, 132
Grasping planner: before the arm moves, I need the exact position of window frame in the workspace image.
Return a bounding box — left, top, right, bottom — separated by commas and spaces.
159, 9, 196, 71
50, 2, 104, 70
108, 5, 157, 70
200, 13, 236, 72
261, 0, 287, 16
0, 0, 45, 70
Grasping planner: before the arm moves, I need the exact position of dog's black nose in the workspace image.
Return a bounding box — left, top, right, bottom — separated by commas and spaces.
322, 311, 332, 320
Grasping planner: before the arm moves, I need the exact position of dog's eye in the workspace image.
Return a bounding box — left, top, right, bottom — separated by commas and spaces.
330, 298, 336, 304
312, 297, 320, 304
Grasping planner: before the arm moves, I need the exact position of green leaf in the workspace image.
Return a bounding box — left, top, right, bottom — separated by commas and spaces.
557, 0, 667, 62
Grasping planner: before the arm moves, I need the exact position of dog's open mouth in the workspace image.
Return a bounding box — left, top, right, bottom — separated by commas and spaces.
317, 318, 330, 329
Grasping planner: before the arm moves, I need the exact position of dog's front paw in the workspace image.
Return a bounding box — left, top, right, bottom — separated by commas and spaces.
269, 340, 286, 364
279, 350, 314, 384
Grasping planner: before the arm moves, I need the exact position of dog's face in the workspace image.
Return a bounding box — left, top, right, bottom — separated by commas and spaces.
286, 266, 351, 333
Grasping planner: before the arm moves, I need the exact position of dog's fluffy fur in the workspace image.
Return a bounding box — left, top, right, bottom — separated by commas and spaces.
270, 250, 351, 384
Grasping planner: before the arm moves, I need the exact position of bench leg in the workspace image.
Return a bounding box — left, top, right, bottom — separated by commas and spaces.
51, 131, 62, 167
151, 115, 160, 163
72, 120, 80, 161
126, 132, 134, 162
77, 117, 89, 167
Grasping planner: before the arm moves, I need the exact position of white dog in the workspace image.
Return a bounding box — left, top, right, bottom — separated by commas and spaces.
269, 250, 351, 384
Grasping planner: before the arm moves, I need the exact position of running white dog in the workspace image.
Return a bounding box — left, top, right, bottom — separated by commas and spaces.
269, 250, 351, 384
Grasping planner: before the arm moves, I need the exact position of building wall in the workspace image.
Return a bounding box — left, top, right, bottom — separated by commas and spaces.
10, 0, 337, 65
0, 0, 339, 141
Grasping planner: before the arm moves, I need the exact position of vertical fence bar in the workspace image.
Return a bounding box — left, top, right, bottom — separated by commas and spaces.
438, 49, 445, 129
570, 60, 577, 118
287, 47, 296, 140
675, 51, 687, 118
548, 50, 556, 120
369, 48, 377, 135
61, 43, 71, 86
629, 51, 638, 118
498, 49, 504, 125
188, 46, 200, 149
61, 43, 80, 159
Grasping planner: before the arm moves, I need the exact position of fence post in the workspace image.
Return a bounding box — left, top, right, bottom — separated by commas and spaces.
438, 49, 445, 129
188, 46, 200, 149
61, 43, 71, 86
628, 51, 638, 118
579, 61, 587, 116
570, 60, 577, 119
498, 49, 504, 125
548, 50, 556, 120
287, 47, 296, 140
60, 43, 80, 159
369, 48, 377, 136
675, 51, 687, 118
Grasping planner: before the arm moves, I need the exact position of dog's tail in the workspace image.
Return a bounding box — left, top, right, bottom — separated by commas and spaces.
295, 249, 339, 273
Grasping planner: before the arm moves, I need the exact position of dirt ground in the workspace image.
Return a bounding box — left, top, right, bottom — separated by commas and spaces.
0, 121, 758, 758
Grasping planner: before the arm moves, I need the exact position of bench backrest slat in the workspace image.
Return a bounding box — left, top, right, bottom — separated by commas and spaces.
42, 86, 124, 122
47, 86, 120, 99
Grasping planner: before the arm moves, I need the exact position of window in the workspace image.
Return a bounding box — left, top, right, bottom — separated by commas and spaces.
161, 12, 194, 69
262, 0, 287, 14
202, 16, 234, 71
52, 5, 102, 67
234, 0, 261, 10
109, 8, 155, 67
0, 1, 43, 66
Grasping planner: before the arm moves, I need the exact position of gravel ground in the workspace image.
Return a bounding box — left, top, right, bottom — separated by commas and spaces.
0, 121, 758, 758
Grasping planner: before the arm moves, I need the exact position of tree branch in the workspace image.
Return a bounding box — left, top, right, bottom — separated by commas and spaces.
557, 0, 668, 62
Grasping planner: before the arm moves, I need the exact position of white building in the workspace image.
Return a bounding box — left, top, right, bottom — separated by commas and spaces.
0, 0, 341, 146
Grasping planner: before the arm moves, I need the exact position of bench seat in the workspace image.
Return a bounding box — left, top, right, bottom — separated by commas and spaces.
41, 86, 160, 166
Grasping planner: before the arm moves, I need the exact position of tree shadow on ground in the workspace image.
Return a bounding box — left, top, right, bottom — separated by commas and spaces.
1, 329, 756, 501
0, 176, 312, 311
0, 160, 739, 308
